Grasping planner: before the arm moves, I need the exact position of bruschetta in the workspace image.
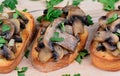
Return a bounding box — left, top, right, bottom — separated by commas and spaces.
31, 5, 88, 72
90, 9, 120, 71
0, 11, 34, 73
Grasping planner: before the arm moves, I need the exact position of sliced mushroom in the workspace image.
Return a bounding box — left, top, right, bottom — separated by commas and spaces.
109, 19, 120, 32
2, 45, 15, 60
38, 47, 52, 63
117, 42, 120, 50
55, 30, 78, 51
67, 6, 85, 19
2, 19, 15, 40
0, 50, 4, 58
94, 31, 119, 44
53, 45, 64, 61
102, 42, 116, 51
13, 35, 22, 42
18, 19, 26, 29
1, 13, 9, 19
111, 49, 120, 56
65, 25, 73, 34
40, 20, 51, 28
10, 19, 20, 34
99, 16, 107, 29
72, 19, 84, 36
43, 18, 65, 50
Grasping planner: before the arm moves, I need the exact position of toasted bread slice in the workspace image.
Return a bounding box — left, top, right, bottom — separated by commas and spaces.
0, 12, 34, 73
30, 27, 88, 72
90, 10, 120, 71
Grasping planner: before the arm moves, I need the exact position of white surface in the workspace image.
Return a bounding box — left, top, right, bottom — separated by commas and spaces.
0, 0, 120, 76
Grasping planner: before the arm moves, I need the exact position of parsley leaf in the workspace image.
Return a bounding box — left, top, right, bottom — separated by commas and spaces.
45, 7, 63, 22
76, 49, 89, 64
37, 16, 43, 22
2, 24, 11, 32
24, 50, 30, 58
59, 22, 65, 32
0, 0, 18, 13
0, 20, 3, 24
62, 73, 81, 76
15, 67, 28, 76
22, 9, 27, 12
72, 0, 83, 6
13, 9, 22, 19
114, 32, 120, 36
50, 32, 64, 42
0, 36, 7, 48
106, 14, 118, 24
86, 15, 94, 25
98, 0, 119, 11
46, 0, 63, 8
0, 36, 7, 44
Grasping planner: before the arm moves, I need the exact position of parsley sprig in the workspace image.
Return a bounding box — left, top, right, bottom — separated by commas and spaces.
72, 0, 83, 6
76, 49, 89, 64
106, 14, 118, 24
0, 0, 18, 13
46, 0, 63, 8
15, 67, 28, 76
50, 32, 64, 42
98, 0, 119, 11
62, 73, 81, 76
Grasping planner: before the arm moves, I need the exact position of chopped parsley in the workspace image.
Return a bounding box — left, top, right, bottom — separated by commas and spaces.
0, 36, 7, 48
0, 0, 18, 13
44, 7, 63, 22
62, 73, 81, 76
76, 49, 89, 64
46, 0, 63, 8
106, 14, 118, 24
98, 0, 119, 11
86, 15, 94, 25
114, 32, 120, 37
0, 20, 3, 24
50, 32, 64, 42
2, 24, 11, 32
15, 67, 28, 76
59, 22, 65, 32
22, 8, 28, 12
13, 9, 22, 19
24, 50, 30, 58
37, 16, 43, 22
72, 0, 83, 6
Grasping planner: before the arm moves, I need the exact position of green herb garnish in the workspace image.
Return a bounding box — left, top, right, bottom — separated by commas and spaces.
45, 7, 63, 22
0, 36, 7, 48
72, 0, 83, 6
114, 32, 120, 36
106, 14, 118, 24
98, 0, 119, 11
50, 32, 64, 42
24, 50, 30, 58
86, 15, 94, 25
37, 16, 43, 22
76, 49, 89, 64
15, 67, 28, 76
2, 24, 11, 32
62, 73, 81, 76
0, 0, 18, 13
22, 9, 28, 12
0, 20, 3, 24
13, 9, 22, 19
59, 22, 65, 32
46, 0, 63, 8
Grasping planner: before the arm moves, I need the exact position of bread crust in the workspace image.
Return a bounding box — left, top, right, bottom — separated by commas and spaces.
0, 12, 34, 73
30, 27, 88, 72
90, 41, 120, 71
90, 10, 120, 71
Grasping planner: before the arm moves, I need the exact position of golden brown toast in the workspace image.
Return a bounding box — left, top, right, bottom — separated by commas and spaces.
0, 12, 34, 73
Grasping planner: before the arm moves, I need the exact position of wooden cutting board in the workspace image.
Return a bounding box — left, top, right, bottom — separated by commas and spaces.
0, 0, 120, 76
